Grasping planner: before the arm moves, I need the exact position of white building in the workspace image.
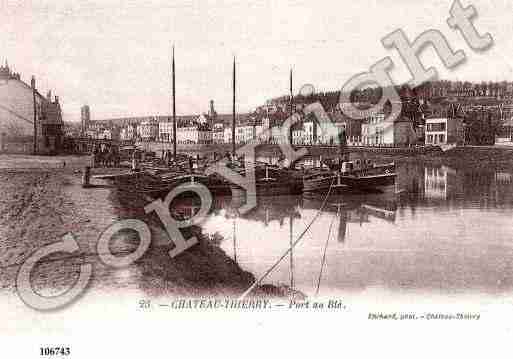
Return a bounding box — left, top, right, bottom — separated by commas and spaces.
120, 124, 136, 141
212, 122, 224, 144
361, 112, 393, 145
255, 116, 270, 143
303, 118, 317, 145
177, 123, 212, 144
137, 121, 158, 141
235, 123, 255, 144
223, 121, 251, 144
97, 127, 120, 141
177, 124, 196, 144
223, 127, 233, 145
291, 123, 306, 145
425, 118, 447, 145
317, 121, 345, 145
197, 124, 213, 144
158, 121, 174, 142
424, 117, 463, 146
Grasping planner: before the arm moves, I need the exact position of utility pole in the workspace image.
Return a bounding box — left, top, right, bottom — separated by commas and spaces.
32, 77, 37, 154
172, 44, 177, 159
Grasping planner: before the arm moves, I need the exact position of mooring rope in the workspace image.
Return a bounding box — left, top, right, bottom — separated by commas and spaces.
315, 204, 341, 297
238, 176, 336, 299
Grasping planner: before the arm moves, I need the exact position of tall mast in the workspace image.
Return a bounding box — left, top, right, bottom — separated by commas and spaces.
290, 213, 294, 290
289, 68, 293, 114
289, 68, 293, 144
289, 70, 294, 289
232, 57, 236, 156
172, 44, 177, 158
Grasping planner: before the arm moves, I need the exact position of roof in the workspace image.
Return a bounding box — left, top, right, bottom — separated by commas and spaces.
2, 76, 46, 101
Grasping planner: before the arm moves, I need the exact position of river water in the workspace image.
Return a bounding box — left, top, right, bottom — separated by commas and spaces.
176, 157, 513, 298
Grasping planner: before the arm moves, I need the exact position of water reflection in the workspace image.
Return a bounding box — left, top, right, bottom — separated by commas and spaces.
195, 157, 513, 297
19, 158, 513, 300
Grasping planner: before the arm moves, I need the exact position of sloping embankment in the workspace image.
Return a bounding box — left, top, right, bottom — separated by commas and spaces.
110, 188, 299, 298
0, 159, 296, 300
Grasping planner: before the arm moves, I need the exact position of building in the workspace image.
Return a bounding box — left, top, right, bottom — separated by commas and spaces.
96, 126, 120, 141
235, 121, 255, 144
137, 120, 158, 141
177, 122, 212, 144
463, 109, 499, 146
393, 116, 419, 146
81, 105, 90, 135
197, 123, 213, 144
425, 116, 464, 146
158, 121, 174, 142
361, 112, 390, 145
497, 117, 513, 144
120, 124, 137, 141
0, 63, 63, 154
289, 110, 350, 146
212, 122, 224, 144
291, 121, 306, 145
223, 126, 233, 145
208, 100, 217, 118
219, 113, 259, 145
63, 122, 81, 138
254, 116, 270, 143
361, 111, 419, 146
42, 95, 65, 151
330, 112, 362, 145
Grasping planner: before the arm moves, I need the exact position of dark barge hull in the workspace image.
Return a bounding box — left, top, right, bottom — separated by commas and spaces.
97, 172, 232, 201
303, 173, 397, 194
228, 165, 304, 196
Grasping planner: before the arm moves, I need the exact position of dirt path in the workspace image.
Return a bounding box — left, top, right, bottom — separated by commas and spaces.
0, 155, 293, 304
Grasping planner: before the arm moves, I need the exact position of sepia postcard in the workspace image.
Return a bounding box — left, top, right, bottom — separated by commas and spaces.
1, 0, 512, 357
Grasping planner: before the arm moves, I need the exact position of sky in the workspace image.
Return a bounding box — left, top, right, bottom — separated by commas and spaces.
1, 0, 513, 122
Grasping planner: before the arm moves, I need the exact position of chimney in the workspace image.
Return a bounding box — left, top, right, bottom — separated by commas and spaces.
30, 76, 36, 89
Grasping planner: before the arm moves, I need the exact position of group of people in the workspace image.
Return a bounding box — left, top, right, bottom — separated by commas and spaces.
92, 144, 120, 168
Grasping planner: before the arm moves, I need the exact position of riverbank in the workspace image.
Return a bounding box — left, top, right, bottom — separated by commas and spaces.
0, 154, 293, 302
140, 141, 513, 166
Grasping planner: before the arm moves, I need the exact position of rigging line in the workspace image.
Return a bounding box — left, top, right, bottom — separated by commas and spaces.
315, 204, 340, 297
238, 177, 336, 300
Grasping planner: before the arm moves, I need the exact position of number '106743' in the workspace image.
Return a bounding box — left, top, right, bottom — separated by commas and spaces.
40, 347, 71, 356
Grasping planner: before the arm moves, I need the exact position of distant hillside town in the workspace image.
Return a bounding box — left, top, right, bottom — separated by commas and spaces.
72, 80, 513, 149
3, 55, 513, 156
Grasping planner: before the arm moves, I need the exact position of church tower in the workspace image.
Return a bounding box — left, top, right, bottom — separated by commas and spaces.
209, 100, 217, 121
